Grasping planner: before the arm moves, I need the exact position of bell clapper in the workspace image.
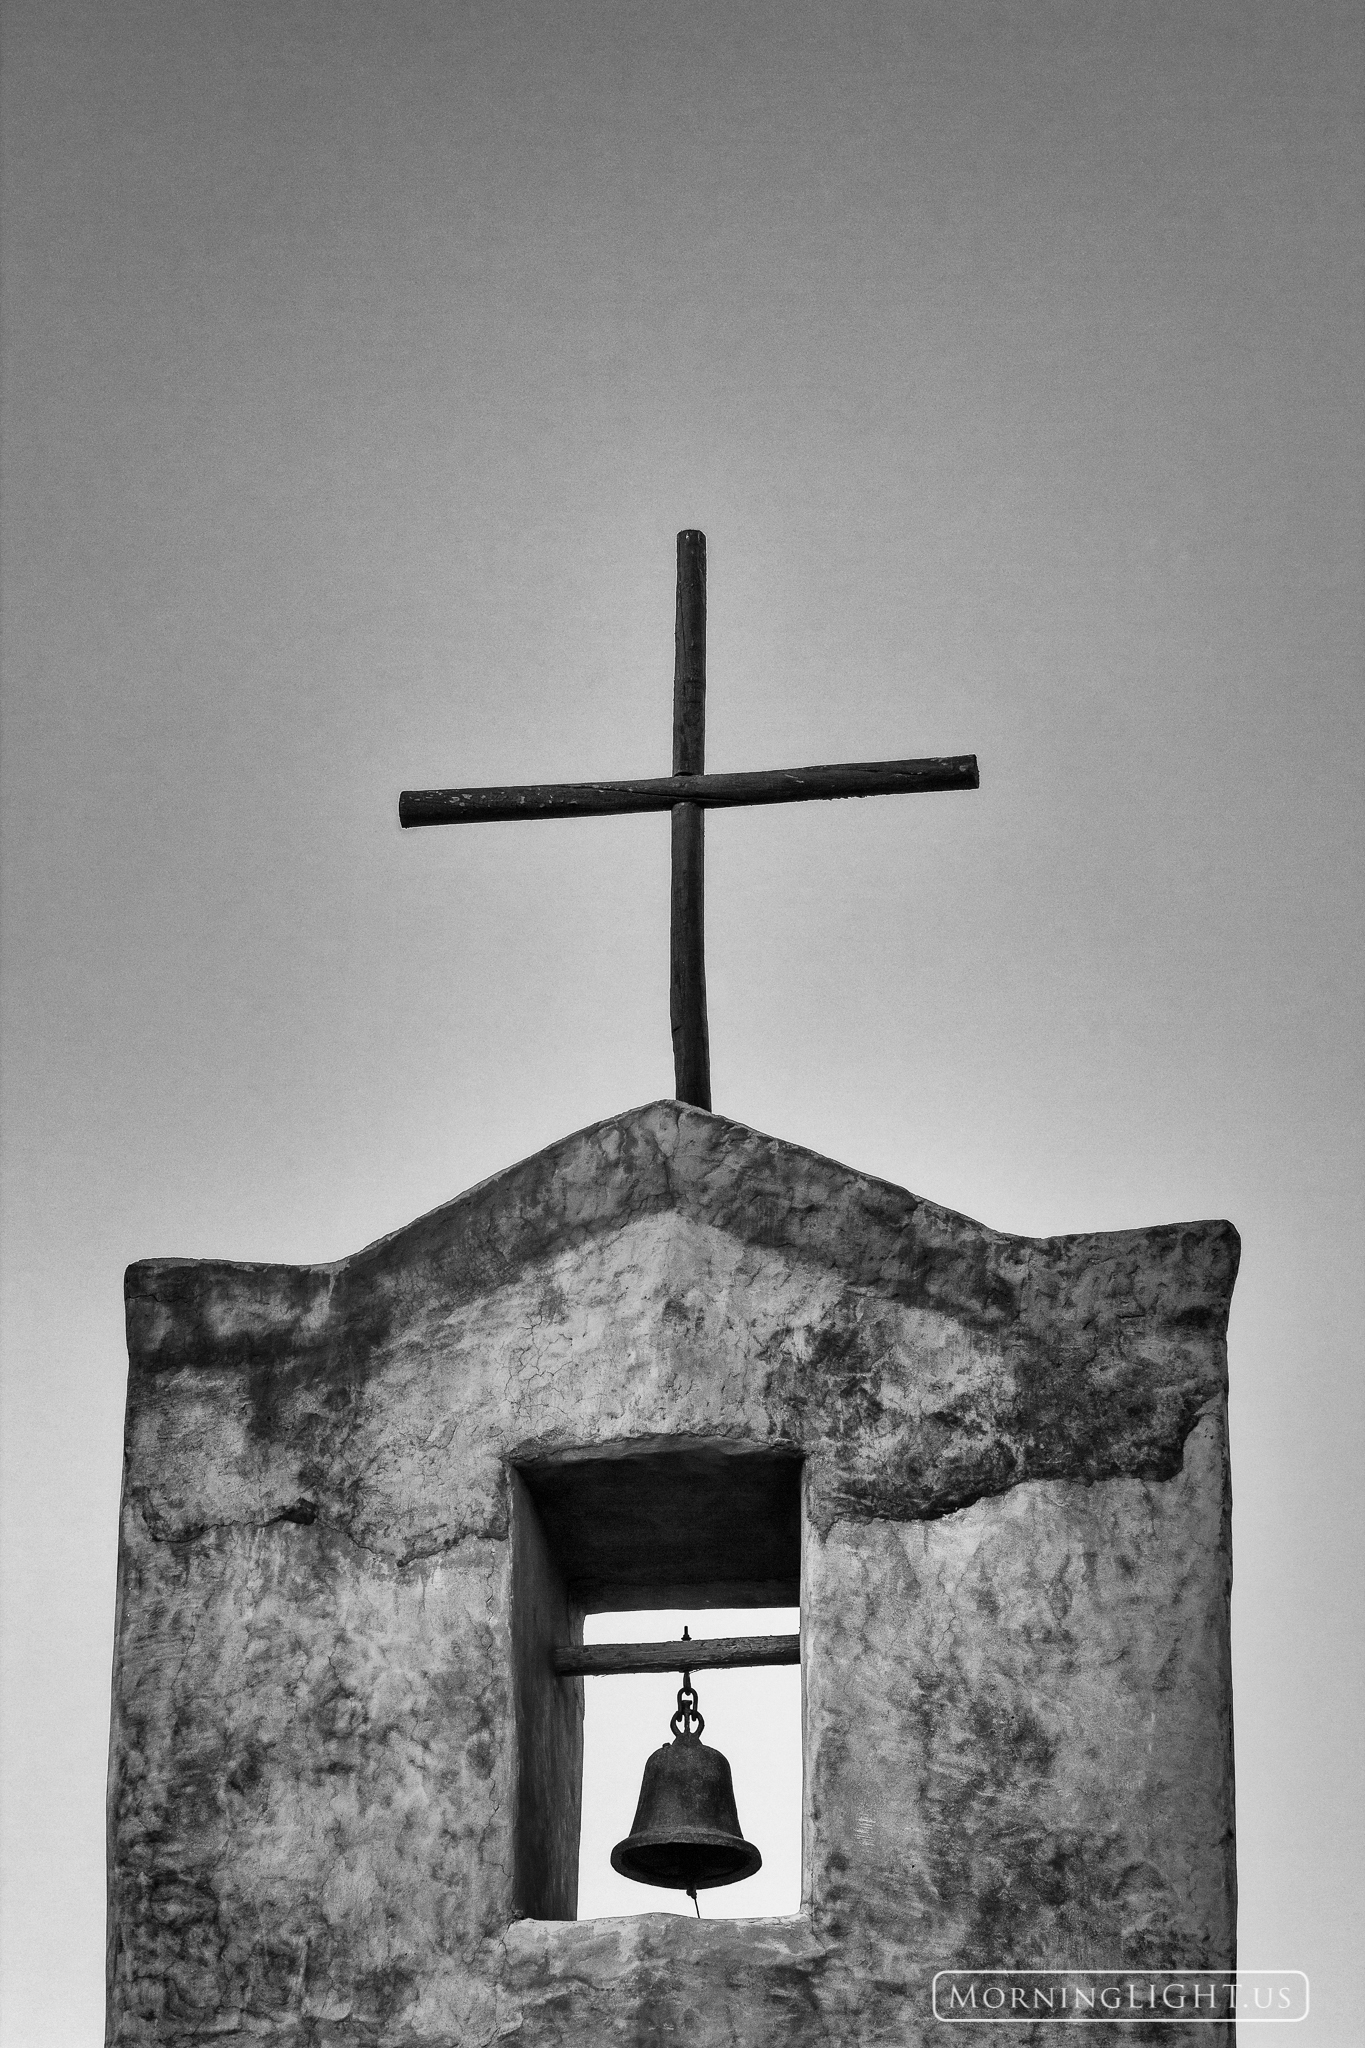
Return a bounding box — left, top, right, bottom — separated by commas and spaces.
688, 1885, 700, 1918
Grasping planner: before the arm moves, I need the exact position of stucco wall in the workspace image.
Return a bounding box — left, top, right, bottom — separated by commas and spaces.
108, 1101, 1237, 2045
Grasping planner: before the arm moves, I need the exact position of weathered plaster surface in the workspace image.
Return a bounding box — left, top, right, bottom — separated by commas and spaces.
108, 1101, 1237, 2045
806, 1415, 1235, 2016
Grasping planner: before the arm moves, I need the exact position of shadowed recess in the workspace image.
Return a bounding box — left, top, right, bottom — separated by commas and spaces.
516, 1443, 802, 1611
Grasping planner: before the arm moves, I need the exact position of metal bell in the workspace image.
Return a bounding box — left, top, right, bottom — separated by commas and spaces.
610, 1667, 762, 1895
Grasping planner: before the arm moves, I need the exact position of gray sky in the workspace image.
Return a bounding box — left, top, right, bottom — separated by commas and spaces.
1, 1, 1360, 2037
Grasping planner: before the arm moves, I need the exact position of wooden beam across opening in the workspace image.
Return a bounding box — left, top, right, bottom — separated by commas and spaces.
399, 756, 979, 828
553, 1632, 800, 1678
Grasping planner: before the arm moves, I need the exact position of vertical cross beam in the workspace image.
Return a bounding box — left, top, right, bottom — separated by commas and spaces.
670, 531, 710, 1109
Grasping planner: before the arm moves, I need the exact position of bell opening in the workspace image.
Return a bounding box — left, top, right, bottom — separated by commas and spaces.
611, 1836, 764, 1890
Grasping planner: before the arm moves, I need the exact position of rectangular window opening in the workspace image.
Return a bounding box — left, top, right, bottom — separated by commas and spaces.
510, 1443, 804, 1923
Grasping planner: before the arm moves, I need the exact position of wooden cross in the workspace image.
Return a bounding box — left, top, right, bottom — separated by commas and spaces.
400, 531, 978, 1110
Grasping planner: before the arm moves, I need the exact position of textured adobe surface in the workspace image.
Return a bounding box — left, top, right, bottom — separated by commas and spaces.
108, 1101, 1237, 2044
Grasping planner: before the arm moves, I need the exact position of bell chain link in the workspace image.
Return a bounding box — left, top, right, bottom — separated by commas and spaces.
670, 1625, 705, 1738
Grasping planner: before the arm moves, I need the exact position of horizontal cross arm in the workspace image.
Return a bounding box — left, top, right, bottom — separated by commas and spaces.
552, 1632, 800, 1678
400, 755, 978, 827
